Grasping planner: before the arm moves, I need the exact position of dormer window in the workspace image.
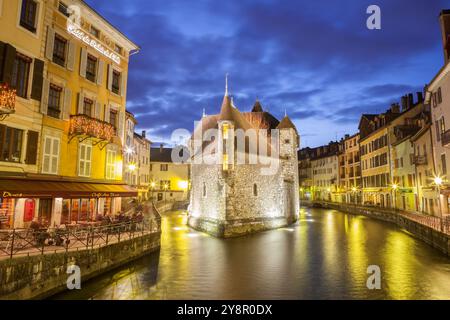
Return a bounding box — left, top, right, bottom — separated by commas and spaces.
114, 44, 122, 55
58, 1, 70, 17
90, 26, 100, 38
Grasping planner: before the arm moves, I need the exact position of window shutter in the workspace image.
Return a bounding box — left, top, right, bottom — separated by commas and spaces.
0, 41, 5, 79
1, 44, 16, 85
118, 110, 124, 140
25, 130, 39, 165
120, 71, 126, 97
63, 87, 72, 120
40, 79, 49, 115
45, 26, 55, 61
96, 60, 104, 85
77, 92, 84, 114
51, 139, 59, 174
95, 101, 102, 119
66, 40, 76, 71
31, 59, 44, 101
80, 48, 87, 78
43, 137, 51, 173
107, 64, 113, 91
105, 104, 110, 122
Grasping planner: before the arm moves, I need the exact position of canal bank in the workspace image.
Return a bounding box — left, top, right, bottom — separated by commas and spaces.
0, 204, 162, 300
52, 209, 450, 300
303, 200, 450, 257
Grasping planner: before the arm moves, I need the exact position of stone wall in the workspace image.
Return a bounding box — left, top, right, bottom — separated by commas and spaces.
305, 201, 450, 256
0, 232, 161, 300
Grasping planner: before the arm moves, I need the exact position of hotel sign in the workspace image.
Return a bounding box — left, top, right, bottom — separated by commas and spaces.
67, 23, 121, 65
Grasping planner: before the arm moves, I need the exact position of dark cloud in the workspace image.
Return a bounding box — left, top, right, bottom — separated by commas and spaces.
86, 0, 447, 147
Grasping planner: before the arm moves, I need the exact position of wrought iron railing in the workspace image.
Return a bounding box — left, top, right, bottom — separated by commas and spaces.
0, 218, 160, 259
69, 114, 116, 142
412, 155, 428, 165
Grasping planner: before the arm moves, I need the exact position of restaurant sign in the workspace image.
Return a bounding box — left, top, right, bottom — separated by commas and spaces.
67, 23, 121, 64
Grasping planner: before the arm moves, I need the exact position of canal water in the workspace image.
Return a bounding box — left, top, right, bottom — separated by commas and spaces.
53, 207, 450, 299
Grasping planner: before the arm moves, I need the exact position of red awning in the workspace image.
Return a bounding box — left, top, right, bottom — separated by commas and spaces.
0, 178, 138, 199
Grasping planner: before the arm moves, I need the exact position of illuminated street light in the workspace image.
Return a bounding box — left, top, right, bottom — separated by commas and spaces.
433, 176, 444, 232
128, 164, 136, 172
391, 183, 398, 211
178, 180, 189, 190
125, 146, 134, 155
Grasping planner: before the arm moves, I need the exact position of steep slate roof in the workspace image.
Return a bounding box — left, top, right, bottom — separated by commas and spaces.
190, 91, 298, 158
277, 115, 297, 130
251, 100, 263, 112
150, 147, 173, 163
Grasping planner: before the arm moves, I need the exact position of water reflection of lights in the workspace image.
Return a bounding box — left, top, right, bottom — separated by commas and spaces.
173, 227, 188, 231
279, 228, 295, 232
187, 233, 200, 238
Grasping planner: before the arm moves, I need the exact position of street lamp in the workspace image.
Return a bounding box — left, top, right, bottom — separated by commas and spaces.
391, 183, 398, 211
164, 183, 169, 207
434, 176, 444, 232
351, 186, 357, 204
150, 181, 156, 203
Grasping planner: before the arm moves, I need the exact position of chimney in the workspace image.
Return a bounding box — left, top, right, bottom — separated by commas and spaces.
142, 130, 146, 138
407, 93, 414, 109
440, 10, 450, 63
400, 96, 408, 111
160, 144, 163, 153
417, 91, 424, 103
391, 103, 400, 114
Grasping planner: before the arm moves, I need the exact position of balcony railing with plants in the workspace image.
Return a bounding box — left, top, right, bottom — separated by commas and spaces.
0, 83, 16, 120
69, 114, 116, 148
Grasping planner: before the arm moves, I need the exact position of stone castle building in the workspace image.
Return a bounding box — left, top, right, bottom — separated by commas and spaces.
188, 83, 300, 237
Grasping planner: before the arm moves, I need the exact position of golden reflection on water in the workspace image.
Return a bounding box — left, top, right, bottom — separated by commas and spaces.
383, 231, 417, 299
53, 208, 450, 300
347, 215, 368, 289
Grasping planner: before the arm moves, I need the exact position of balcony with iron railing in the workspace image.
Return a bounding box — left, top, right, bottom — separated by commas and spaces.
412, 155, 428, 165
0, 83, 16, 121
69, 114, 116, 147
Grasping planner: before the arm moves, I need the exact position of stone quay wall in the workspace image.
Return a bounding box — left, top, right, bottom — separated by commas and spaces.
0, 232, 161, 300
303, 200, 450, 256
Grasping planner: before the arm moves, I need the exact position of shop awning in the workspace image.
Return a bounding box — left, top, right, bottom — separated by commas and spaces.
0, 179, 138, 199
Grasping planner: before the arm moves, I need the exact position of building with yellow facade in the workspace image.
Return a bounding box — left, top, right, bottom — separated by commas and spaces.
150, 145, 190, 203
342, 133, 361, 204
0, 0, 139, 229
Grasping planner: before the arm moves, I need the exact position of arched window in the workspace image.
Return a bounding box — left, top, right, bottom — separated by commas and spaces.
253, 183, 258, 197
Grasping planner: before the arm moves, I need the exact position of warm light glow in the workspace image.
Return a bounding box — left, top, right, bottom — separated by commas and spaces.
125, 147, 134, 155
128, 164, 136, 172
351, 187, 357, 192
150, 182, 156, 188
327, 188, 331, 192
0, 83, 16, 111
164, 183, 169, 190
392, 184, 398, 190
434, 176, 443, 186
178, 180, 189, 190
67, 23, 121, 64
69, 115, 114, 142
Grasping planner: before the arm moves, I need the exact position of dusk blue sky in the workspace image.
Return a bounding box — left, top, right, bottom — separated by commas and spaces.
86, 0, 447, 147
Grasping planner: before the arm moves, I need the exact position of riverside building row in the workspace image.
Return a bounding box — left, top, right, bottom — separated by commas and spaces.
0, 0, 151, 229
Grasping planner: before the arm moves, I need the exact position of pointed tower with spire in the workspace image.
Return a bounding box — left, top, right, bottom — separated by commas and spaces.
188, 79, 300, 238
